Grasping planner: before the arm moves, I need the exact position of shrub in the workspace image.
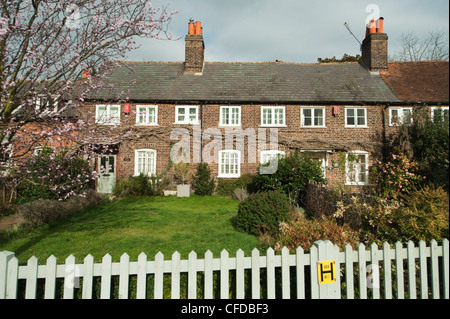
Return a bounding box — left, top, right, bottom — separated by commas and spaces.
235, 191, 291, 236
233, 188, 249, 202
17, 189, 105, 226
173, 162, 191, 184
193, 162, 215, 196
251, 151, 325, 205
396, 107, 449, 190
113, 174, 169, 197
18, 199, 66, 225
372, 147, 423, 201
275, 211, 360, 252
393, 186, 449, 243
216, 174, 254, 197
334, 192, 401, 243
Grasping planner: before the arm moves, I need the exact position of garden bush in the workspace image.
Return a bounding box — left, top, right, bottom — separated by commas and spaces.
333, 193, 401, 244
251, 151, 325, 205
193, 162, 215, 196
17, 189, 105, 226
234, 191, 291, 236
275, 211, 360, 252
396, 107, 449, 190
372, 147, 423, 201
393, 185, 449, 243
113, 173, 168, 197
216, 174, 253, 197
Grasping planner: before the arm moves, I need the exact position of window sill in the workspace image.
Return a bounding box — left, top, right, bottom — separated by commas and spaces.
218, 175, 240, 179
300, 126, 326, 129
345, 182, 369, 186
174, 122, 200, 125
95, 122, 121, 126
219, 124, 242, 128
344, 126, 369, 129
259, 125, 287, 128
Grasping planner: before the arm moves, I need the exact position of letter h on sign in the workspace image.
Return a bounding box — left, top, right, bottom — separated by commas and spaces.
318, 261, 336, 284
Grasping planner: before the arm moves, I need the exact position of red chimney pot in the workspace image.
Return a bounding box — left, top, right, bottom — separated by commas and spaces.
195, 21, 202, 35
369, 19, 377, 35
188, 21, 195, 35
376, 17, 384, 33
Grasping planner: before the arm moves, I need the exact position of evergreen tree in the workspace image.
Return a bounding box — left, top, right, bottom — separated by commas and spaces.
193, 162, 215, 196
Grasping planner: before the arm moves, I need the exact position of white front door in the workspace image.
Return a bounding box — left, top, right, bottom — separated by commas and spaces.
97, 155, 117, 194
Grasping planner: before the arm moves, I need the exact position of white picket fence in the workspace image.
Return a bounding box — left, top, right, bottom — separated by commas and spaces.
1, 239, 448, 299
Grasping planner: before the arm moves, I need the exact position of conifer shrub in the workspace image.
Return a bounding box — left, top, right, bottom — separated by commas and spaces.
193, 162, 215, 196
235, 190, 291, 236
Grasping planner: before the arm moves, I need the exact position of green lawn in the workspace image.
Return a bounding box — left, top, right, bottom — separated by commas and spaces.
0, 195, 260, 264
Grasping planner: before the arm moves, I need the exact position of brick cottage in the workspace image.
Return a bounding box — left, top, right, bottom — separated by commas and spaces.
21, 18, 450, 194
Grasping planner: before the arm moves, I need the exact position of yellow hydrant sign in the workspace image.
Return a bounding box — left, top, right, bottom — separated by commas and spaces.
317, 260, 336, 285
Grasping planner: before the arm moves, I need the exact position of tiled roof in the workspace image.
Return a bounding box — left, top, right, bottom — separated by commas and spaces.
381, 61, 449, 103
87, 61, 400, 104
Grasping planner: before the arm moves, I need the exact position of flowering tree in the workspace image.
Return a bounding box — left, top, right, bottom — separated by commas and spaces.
0, 0, 177, 168
0, 1, 177, 200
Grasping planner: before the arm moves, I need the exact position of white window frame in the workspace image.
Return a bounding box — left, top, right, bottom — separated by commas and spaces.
134, 149, 157, 177
389, 107, 413, 126
301, 107, 326, 128
95, 105, 121, 125
220, 106, 241, 127
431, 106, 449, 122
261, 106, 286, 127
345, 151, 369, 186
260, 150, 286, 164
345, 107, 368, 128
218, 150, 241, 178
136, 105, 158, 126
175, 105, 199, 125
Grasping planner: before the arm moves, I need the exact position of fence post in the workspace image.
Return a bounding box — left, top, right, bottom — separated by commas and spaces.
0, 251, 15, 299
313, 240, 341, 299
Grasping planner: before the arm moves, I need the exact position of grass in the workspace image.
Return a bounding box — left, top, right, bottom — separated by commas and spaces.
0, 195, 260, 264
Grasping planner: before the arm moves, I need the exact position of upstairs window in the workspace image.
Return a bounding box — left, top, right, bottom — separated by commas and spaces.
389, 107, 412, 126
220, 106, 241, 126
431, 106, 449, 122
176, 105, 199, 125
346, 107, 367, 128
96, 105, 120, 125
136, 105, 158, 125
301, 107, 325, 128
261, 106, 286, 126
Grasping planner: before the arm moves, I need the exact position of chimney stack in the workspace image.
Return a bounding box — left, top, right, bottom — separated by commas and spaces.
361, 17, 388, 72
185, 20, 205, 74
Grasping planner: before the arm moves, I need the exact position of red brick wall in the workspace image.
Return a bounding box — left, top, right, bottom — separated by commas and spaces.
78, 102, 390, 189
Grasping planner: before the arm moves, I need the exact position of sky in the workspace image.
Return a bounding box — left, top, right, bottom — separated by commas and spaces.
128, 0, 449, 63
